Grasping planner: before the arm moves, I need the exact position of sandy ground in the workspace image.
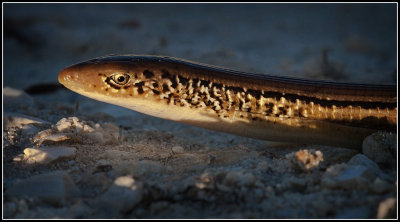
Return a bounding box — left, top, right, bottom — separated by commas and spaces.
3, 3, 397, 219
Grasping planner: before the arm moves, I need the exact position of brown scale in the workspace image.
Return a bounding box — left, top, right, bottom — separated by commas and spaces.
150, 71, 282, 120
102, 69, 396, 130
122, 71, 294, 120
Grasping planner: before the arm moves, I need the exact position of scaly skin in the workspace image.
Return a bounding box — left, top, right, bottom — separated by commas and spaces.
58, 55, 397, 150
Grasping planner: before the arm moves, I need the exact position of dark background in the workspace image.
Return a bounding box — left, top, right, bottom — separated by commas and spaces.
4, 3, 397, 91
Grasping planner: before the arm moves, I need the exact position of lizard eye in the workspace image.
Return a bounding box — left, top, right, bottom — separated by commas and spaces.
111, 73, 130, 85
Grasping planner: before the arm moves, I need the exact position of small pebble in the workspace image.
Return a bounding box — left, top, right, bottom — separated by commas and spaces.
171, 145, 185, 153
286, 149, 324, 172
114, 176, 135, 187
96, 176, 143, 214
362, 131, 396, 166
376, 197, 396, 219
23, 146, 76, 164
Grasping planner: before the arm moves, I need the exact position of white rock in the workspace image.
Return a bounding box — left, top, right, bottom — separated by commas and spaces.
172, 145, 185, 153
71, 117, 79, 125
53, 117, 120, 144
335, 165, 369, 182
55, 117, 71, 132
347, 154, 392, 181
96, 176, 143, 214
3, 87, 30, 98
24, 146, 76, 164
3, 112, 50, 129
83, 124, 95, 133
348, 153, 378, 166
6, 171, 80, 206
36, 133, 71, 146
114, 176, 135, 187
13, 154, 25, 162
322, 163, 367, 190
33, 129, 53, 142
321, 154, 391, 190
55, 117, 86, 133
347, 154, 380, 178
